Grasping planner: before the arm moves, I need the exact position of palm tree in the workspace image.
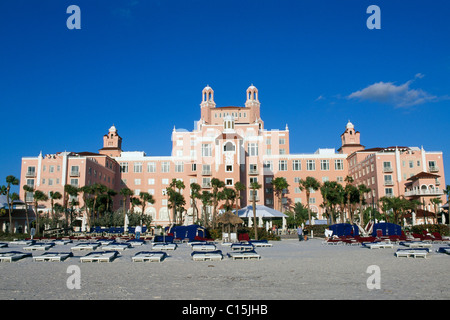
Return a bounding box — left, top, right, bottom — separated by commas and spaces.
119, 187, 134, 230
200, 191, 212, 227
139, 192, 155, 225
91, 183, 107, 220
33, 190, 48, 236
23, 184, 36, 233
444, 185, 450, 204
190, 182, 201, 221
105, 188, 118, 213
5, 175, 20, 234
271, 177, 289, 212
210, 178, 225, 228
430, 197, 442, 223
357, 184, 371, 226
298, 176, 320, 236
49, 191, 63, 228
79, 185, 94, 228
234, 181, 246, 210
64, 184, 79, 227
250, 181, 262, 240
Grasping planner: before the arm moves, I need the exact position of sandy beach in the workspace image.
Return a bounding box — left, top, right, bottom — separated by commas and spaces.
0, 238, 448, 300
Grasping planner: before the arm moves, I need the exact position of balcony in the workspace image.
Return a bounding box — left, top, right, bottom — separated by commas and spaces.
404, 188, 444, 197
202, 183, 211, 189
383, 180, 394, 186
428, 166, 439, 172
69, 171, 80, 177
25, 171, 36, 177
382, 166, 393, 173
202, 169, 212, 176
249, 169, 259, 175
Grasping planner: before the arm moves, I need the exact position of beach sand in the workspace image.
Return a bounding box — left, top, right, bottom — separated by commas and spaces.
0, 238, 448, 300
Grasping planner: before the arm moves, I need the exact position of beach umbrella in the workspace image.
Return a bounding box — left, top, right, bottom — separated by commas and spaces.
217, 211, 244, 241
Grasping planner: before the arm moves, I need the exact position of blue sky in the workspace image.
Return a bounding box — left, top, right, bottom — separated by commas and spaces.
1, 0, 449, 194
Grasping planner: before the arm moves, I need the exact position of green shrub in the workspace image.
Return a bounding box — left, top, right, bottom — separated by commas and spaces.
411, 224, 449, 236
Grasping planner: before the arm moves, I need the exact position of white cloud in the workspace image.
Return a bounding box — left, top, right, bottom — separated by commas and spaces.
348, 79, 437, 107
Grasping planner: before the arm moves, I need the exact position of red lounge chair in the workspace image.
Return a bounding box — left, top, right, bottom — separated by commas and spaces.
431, 232, 444, 242
238, 233, 250, 242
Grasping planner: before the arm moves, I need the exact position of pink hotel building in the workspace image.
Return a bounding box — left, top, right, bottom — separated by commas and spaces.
19, 85, 447, 227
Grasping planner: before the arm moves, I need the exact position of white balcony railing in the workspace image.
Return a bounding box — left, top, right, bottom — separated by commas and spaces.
383, 180, 394, 186
70, 171, 80, 177
428, 166, 439, 172
382, 167, 393, 173
404, 189, 444, 197
25, 171, 36, 177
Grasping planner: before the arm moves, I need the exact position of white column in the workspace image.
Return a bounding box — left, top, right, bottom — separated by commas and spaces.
421, 146, 427, 172
36, 152, 43, 187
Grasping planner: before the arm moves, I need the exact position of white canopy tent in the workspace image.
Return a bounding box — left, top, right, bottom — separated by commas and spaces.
237, 205, 288, 231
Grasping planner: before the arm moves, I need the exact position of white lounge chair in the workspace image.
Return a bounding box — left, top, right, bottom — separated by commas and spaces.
152, 243, 177, 250
249, 240, 273, 247
227, 250, 261, 260
231, 243, 255, 251
101, 242, 131, 251
191, 244, 217, 251
127, 239, 146, 246
71, 243, 101, 251
23, 243, 54, 251
80, 251, 118, 263
10, 240, 35, 245
191, 250, 223, 261
0, 251, 32, 262
400, 241, 432, 248
395, 248, 430, 258
52, 239, 72, 245
132, 251, 167, 262
363, 242, 394, 249
33, 252, 73, 262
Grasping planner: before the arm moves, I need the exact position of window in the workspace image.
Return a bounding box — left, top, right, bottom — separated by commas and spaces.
249, 164, 258, 174
134, 179, 141, 185
306, 160, 315, 171
226, 165, 233, 172
175, 162, 184, 173
295, 187, 302, 193
383, 161, 392, 171
147, 162, 156, 173
279, 138, 285, 145
26, 166, 36, 176
263, 161, 273, 171
161, 162, 170, 173
279, 160, 287, 171
384, 175, 393, 185
162, 178, 169, 185
49, 166, 55, 173
309, 197, 316, 204
249, 177, 258, 184
279, 149, 286, 155
48, 179, 54, 186
385, 188, 393, 196
202, 164, 211, 175
70, 179, 78, 186
248, 143, 258, 156
322, 177, 329, 182
120, 162, 129, 173
225, 179, 233, 186
292, 160, 301, 171
266, 138, 271, 145
202, 177, 211, 188
320, 160, 329, 171
335, 159, 344, 170
134, 162, 143, 173
148, 179, 155, 185
26, 179, 35, 187
249, 189, 259, 200
202, 144, 212, 157
224, 142, 235, 152
336, 176, 343, 183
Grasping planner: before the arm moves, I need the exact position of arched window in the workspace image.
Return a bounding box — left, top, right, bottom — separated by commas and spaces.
224, 142, 235, 152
